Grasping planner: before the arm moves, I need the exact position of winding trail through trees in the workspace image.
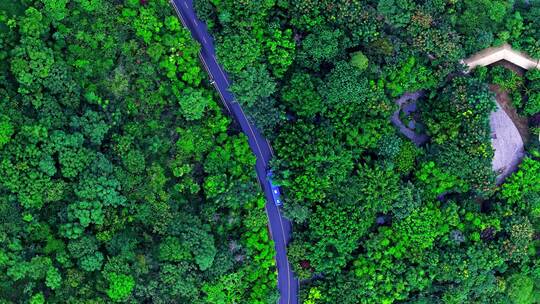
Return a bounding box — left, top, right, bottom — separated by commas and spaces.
391, 91, 430, 146
169, 0, 298, 303
392, 86, 525, 183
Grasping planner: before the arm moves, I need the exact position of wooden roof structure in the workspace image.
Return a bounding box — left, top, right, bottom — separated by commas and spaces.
462, 43, 540, 71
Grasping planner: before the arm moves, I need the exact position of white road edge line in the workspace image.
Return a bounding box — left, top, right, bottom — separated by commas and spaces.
198, 54, 231, 113
171, 2, 187, 28
237, 105, 266, 164
277, 211, 291, 303
213, 55, 232, 87
267, 139, 275, 157
171, 1, 289, 302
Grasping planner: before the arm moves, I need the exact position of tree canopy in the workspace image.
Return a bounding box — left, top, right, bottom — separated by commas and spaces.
0, 0, 277, 302
197, 0, 540, 302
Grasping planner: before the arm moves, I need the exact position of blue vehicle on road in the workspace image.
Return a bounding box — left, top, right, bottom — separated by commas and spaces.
267, 171, 283, 207
170, 1, 298, 302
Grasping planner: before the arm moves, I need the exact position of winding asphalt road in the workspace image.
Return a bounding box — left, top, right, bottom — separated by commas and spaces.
169, 1, 298, 303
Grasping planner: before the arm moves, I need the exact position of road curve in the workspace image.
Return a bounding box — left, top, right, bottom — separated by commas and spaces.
169, 1, 298, 303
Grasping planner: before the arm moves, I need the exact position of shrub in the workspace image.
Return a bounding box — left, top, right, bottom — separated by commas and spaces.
524, 92, 540, 116
416, 161, 469, 197
501, 158, 540, 213
395, 140, 420, 174
0, 115, 14, 148
350, 51, 369, 71
377, 134, 402, 160
385, 57, 437, 97
506, 273, 534, 304
106, 273, 135, 302
489, 66, 523, 93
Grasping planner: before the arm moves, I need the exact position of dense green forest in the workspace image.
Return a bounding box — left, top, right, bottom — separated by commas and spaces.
2, 0, 540, 303
0, 0, 277, 303
195, 0, 540, 303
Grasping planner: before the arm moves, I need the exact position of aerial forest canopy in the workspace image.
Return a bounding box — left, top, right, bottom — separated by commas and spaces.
194, 0, 540, 303
2, 0, 540, 304
0, 0, 277, 303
